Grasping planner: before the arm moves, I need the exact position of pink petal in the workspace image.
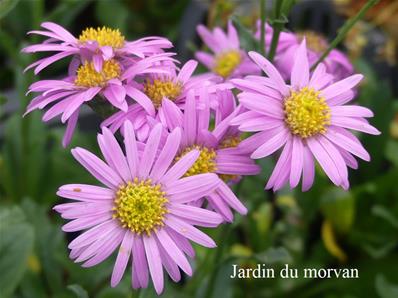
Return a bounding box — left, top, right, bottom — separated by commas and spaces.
143, 236, 164, 295
251, 128, 290, 159
103, 83, 127, 112
62, 109, 79, 147
122, 121, 139, 178
302, 145, 315, 191
150, 127, 182, 182
290, 136, 304, 188
325, 127, 370, 161
155, 229, 192, 275
291, 39, 309, 89
321, 74, 363, 100
177, 60, 198, 83
71, 148, 122, 189
125, 85, 155, 116
248, 51, 289, 96
306, 137, 342, 187
160, 150, 200, 186
166, 173, 221, 203
331, 116, 380, 135
139, 124, 162, 178
168, 204, 223, 227
330, 105, 374, 118
165, 215, 216, 248
111, 232, 134, 287
132, 236, 149, 288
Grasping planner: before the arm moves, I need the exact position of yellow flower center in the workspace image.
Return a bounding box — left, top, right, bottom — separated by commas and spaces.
113, 178, 168, 235
297, 30, 328, 53
176, 145, 217, 177
143, 79, 183, 108
79, 26, 125, 48
75, 59, 121, 88
284, 87, 331, 138
213, 50, 242, 78
219, 136, 241, 183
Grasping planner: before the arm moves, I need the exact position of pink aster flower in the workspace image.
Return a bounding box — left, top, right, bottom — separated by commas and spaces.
195, 21, 260, 80
54, 122, 224, 294
231, 40, 380, 191
25, 53, 174, 147
255, 22, 353, 81
101, 60, 230, 141
23, 22, 173, 74
160, 88, 260, 221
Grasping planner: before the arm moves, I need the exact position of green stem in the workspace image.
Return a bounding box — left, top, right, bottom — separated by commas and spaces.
86, 97, 117, 119
259, 0, 266, 56
311, 0, 379, 70
204, 224, 232, 298
268, 0, 285, 62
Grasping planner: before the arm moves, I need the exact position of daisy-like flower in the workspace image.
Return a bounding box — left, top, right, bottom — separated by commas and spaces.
231, 40, 380, 191
25, 53, 173, 147
196, 21, 260, 80
101, 60, 227, 141
23, 22, 173, 73
54, 122, 224, 294
256, 22, 353, 81
161, 88, 260, 221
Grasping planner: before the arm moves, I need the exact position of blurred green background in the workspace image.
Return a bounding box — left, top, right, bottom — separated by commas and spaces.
1, 0, 398, 297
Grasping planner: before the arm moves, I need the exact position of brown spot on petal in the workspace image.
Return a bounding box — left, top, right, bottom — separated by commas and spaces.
73, 188, 81, 192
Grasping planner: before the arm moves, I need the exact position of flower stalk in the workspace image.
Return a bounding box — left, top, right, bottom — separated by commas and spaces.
311, 0, 379, 70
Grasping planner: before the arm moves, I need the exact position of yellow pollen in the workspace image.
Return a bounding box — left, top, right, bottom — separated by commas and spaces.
220, 136, 241, 149
297, 30, 328, 53
175, 145, 217, 177
219, 136, 241, 183
79, 26, 125, 48
284, 87, 331, 138
143, 79, 183, 108
75, 59, 121, 87
213, 50, 242, 78
112, 178, 168, 235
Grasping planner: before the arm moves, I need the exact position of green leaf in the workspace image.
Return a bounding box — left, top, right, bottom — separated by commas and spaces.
21, 199, 65, 293
321, 188, 355, 234
372, 205, 398, 229
385, 140, 398, 167
67, 284, 89, 298
95, 0, 128, 32
0, 0, 20, 19
230, 15, 259, 52
375, 274, 398, 298
255, 246, 292, 264
0, 206, 34, 297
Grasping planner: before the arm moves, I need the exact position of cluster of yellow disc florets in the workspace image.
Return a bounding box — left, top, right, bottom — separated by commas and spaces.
213, 50, 242, 78
284, 87, 331, 138
143, 79, 183, 108
113, 178, 168, 235
74, 59, 121, 87
176, 145, 217, 177
79, 26, 125, 48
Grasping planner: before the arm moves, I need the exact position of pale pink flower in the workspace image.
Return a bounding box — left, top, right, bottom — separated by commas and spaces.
25, 53, 174, 147
101, 60, 231, 141
256, 22, 353, 81
54, 122, 223, 294
196, 21, 260, 80
22, 22, 173, 73
231, 40, 380, 191
160, 88, 260, 221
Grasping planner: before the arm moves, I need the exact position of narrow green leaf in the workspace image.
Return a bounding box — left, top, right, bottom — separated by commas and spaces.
0, 206, 34, 297
67, 284, 89, 298
255, 246, 292, 264
0, 0, 20, 19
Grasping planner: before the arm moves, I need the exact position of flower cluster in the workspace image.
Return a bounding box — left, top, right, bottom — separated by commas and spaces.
23, 21, 379, 294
